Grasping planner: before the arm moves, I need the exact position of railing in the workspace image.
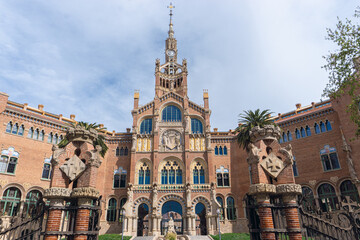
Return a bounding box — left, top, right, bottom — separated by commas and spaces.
192, 184, 211, 190
158, 184, 185, 190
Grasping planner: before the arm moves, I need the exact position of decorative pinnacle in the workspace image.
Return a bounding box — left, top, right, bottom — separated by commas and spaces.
167, 2, 175, 38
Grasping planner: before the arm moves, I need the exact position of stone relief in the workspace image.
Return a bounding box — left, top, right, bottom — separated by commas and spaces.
71, 187, 100, 199
260, 152, 285, 178
44, 187, 72, 198
51, 144, 65, 166
276, 184, 302, 195
87, 145, 102, 168
249, 183, 276, 195
309, 180, 317, 187
161, 130, 182, 151
59, 155, 86, 181
247, 143, 261, 164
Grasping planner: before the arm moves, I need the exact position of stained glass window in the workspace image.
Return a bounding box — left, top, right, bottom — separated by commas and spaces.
162, 105, 181, 122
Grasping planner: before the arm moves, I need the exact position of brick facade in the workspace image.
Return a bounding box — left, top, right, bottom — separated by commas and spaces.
1, 17, 360, 237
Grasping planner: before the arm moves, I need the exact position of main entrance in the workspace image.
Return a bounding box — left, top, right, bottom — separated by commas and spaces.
195, 202, 207, 235
137, 203, 149, 236
161, 200, 183, 235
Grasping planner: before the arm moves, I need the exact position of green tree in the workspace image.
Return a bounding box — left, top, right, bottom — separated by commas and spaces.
236, 109, 274, 151
58, 121, 108, 157
323, 7, 360, 135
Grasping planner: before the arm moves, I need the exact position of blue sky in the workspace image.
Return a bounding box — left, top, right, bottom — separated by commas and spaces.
0, 0, 359, 132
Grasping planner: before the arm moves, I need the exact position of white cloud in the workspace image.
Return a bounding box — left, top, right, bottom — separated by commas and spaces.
0, 0, 358, 131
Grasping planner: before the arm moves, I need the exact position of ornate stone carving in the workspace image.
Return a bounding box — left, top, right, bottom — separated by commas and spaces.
161, 130, 182, 151
249, 183, 276, 195
87, 145, 102, 168
247, 143, 261, 164
276, 184, 302, 195
131, 134, 137, 152
186, 183, 191, 206
260, 152, 285, 178
330, 176, 339, 184
51, 144, 65, 166
309, 180, 317, 187
44, 187, 71, 199
127, 183, 134, 203
71, 187, 100, 199
66, 125, 98, 144
279, 144, 293, 165
59, 155, 86, 181
152, 183, 158, 209
249, 125, 281, 142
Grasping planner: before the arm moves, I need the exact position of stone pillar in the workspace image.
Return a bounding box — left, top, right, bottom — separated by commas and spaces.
43, 188, 71, 240
277, 184, 302, 240
72, 187, 100, 240
249, 184, 277, 240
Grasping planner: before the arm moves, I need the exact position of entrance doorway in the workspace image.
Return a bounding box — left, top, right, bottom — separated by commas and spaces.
195, 203, 207, 235
161, 200, 183, 235
137, 203, 149, 236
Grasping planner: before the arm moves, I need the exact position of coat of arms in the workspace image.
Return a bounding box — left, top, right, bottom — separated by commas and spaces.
162, 130, 181, 150
60, 155, 86, 181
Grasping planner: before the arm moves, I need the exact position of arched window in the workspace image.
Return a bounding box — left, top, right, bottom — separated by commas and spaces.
314, 123, 320, 134
287, 131, 293, 141
107, 198, 117, 222
120, 147, 124, 156
53, 133, 58, 144
116, 147, 120, 156
138, 162, 150, 185
193, 162, 205, 184
39, 130, 45, 141
215, 146, 219, 155
300, 127, 306, 138
25, 190, 42, 215
33, 128, 39, 140
216, 196, 225, 219
0, 147, 19, 174
42, 157, 52, 179
320, 145, 340, 171
226, 197, 236, 220
160, 160, 182, 184
282, 132, 287, 143
124, 147, 128, 156
320, 121, 326, 133
140, 119, 153, 134
28, 127, 34, 139
325, 120, 332, 131
216, 166, 230, 187
219, 146, 223, 155
18, 125, 24, 136
1, 187, 21, 216
113, 167, 127, 188
292, 157, 299, 177
295, 129, 300, 139
11, 123, 18, 135
340, 180, 360, 203
223, 146, 228, 155
162, 105, 181, 122
118, 198, 127, 219
279, 137, 283, 144
6, 122, 12, 133
47, 133, 53, 143
302, 186, 316, 209
306, 126, 311, 136
191, 118, 203, 134
318, 183, 339, 212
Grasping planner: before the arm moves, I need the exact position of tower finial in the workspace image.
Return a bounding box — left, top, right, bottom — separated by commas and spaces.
167, 2, 175, 38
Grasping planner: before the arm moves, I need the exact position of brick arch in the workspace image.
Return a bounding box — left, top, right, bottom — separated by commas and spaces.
26, 186, 45, 195
156, 194, 186, 215
191, 196, 211, 213
132, 197, 152, 215
1, 183, 25, 200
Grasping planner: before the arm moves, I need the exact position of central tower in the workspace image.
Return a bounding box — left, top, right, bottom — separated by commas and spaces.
155, 3, 188, 97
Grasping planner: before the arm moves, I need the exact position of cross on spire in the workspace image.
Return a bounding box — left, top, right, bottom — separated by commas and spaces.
167, 2, 175, 23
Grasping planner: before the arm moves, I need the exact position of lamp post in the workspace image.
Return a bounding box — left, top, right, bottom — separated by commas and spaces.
216, 209, 221, 240
120, 209, 126, 240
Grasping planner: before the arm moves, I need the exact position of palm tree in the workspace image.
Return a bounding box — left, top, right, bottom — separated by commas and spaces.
236, 109, 274, 151
58, 121, 108, 157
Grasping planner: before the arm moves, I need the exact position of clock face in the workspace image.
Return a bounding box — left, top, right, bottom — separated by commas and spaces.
167, 50, 175, 57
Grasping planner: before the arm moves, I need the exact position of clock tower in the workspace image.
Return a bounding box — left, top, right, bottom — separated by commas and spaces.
155, 2, 188, 98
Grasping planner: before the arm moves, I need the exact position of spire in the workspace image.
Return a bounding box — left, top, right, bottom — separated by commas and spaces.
167, 2, 175, 38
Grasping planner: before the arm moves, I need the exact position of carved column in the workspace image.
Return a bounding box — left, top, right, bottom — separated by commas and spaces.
43, 188, 71, 240
249, 184, 276, 240
277, 184, 302, 240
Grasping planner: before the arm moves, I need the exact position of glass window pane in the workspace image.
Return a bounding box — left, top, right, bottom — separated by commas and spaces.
7, 157, 17, 174
223, 173, 229, 186
193, 169, 199, 184
329, 153, 340, 169
321, 155, 331, 171
200, 168, 205, 184
217, 173, 223, 187
145, 169, 150, 184
120, 174, 126, 188
0, 156, 8, 173
11, 124, 18, 134
18, 125, 24, 136
6, 122, 12, 133
176, 169, 182, 184
139, 170, 144, 185
113, 175, 120, 188
326, 120, 332, 131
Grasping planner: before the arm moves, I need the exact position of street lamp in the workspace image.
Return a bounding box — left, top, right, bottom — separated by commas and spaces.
216, 209, 221, 240
120, 209, 126, 240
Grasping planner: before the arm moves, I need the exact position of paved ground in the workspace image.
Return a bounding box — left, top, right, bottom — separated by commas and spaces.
188, 236, 212, 240
133, 237, 156, 240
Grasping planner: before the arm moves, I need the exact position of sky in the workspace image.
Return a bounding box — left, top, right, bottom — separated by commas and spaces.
0, 0, 359, 132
